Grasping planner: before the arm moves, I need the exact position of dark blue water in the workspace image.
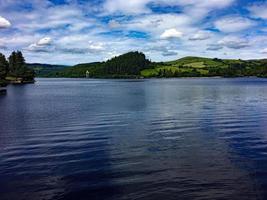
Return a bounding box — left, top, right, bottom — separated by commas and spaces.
1, 78, 267, 200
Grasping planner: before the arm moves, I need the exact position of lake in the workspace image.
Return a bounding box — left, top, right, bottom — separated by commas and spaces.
1, 78, 267, 200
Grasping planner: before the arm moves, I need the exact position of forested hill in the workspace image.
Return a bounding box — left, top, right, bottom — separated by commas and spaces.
103, 51, 151, 75
32, 52, 267, 78
27, 63, 70, 77
44, 51, 152, 78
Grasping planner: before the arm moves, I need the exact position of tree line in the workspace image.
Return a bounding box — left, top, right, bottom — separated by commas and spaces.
48, 51, 152, 78
0, 51, 35, 86
102, 51, 151, 75
18, 50, 267, 79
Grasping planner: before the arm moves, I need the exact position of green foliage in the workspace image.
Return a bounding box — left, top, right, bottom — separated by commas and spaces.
0, 53, 8, 79
8, 51, 35, 81
27, 63, 69, 77
102, 51, 150, 75
141, 56, 267, 78
45, 62, 104, 78
0, 51, 35, 84
30, 52, 267, 78
44, 52, 151, 78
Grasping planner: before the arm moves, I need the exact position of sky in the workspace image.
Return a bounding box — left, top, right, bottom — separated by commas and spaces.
0, 0, 267, 65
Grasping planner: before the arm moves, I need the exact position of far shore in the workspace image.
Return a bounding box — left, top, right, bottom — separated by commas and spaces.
34, 76, 266, 80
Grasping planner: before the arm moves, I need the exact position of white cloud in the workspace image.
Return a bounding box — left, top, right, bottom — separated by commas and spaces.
260, 48, 267, 54
27, 44, 52, 52
169, 0, 235, 19
159, 0, 235, 9
189, 31, 211, 41
26, 37, 53, 52
162, 50, 178, 57
144, 41, 180, 57
160, 28, 183, 39
214, 16, 256, 33
0, 16, 11, 28
1, 0, 267, 63
88, 41, 105, 51
37, 37, 52, 46
103, 0, 235, 18
248, 2, 267, 20
195, 0, 234, 8
14, 5, 95, 33
49, 34, 108, 55
104, 0, 151, 14
126, 14, 192, 34
218, 36, 250, 49
207, 44, 223, 51
108, 19, 121, 29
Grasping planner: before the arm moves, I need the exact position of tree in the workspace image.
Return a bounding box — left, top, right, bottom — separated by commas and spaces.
8, 51, 35, 80
8, 51, 17, 76
0, 53, 8, 79
103, 51, 151, 75
9, 51, 27, 77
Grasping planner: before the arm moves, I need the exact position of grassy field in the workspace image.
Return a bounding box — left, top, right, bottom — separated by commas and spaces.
140, 57, 231, 77
139, 56, 256, 77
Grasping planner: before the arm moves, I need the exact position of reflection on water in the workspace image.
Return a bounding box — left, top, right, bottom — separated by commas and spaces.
1, 78, 267, 200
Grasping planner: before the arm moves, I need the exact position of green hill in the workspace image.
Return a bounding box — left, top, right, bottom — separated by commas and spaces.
27, 63, 70, 77
32, 53, 267, 78
44, 51, 151, 78
141, 56, 267, 78
49, 62, 104, 78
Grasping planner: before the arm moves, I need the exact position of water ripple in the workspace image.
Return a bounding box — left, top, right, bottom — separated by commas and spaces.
1, 78, 267, 200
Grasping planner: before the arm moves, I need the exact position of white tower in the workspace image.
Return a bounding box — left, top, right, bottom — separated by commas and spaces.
86, 70, 90, 78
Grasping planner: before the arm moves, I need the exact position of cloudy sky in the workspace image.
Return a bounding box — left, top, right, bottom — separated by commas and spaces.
0, 0, 267, 65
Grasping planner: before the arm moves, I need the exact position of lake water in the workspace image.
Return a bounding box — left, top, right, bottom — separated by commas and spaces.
1, 78, 267, 200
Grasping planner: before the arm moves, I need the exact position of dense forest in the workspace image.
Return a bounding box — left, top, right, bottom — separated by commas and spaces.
0, 51, 35, 86
35, 51, 152, 78
27, 63, 69, 77
102, 52, 151, 75
28, 51, 267, 79
0, 53, 8, 87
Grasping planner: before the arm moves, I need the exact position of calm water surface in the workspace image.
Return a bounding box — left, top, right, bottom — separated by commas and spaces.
1, 78, 267, 200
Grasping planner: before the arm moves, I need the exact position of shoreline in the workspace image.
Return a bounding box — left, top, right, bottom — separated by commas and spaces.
35, 76, 265, 80
5, 77, 35, 84
9, 80, 35, 84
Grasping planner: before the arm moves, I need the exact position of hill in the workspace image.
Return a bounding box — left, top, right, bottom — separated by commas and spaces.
141, 56, 267, 78
48, 62, 104, 78
43, 51, 151, 78
32, 52, 267, 78
27, 63, 70, 77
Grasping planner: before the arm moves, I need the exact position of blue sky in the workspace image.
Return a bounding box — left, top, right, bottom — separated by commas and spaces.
0, 0, 267, 64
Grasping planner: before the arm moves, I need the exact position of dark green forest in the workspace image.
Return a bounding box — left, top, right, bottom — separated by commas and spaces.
0, 53, 9, 86
0, 51, 35, 86
36, 51, 151, 78
103, 52, 151, 75
32, 51, 267, 79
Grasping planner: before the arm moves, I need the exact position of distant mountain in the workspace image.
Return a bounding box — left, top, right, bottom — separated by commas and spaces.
35, 52, 267, 78
27, 63, 70, 77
